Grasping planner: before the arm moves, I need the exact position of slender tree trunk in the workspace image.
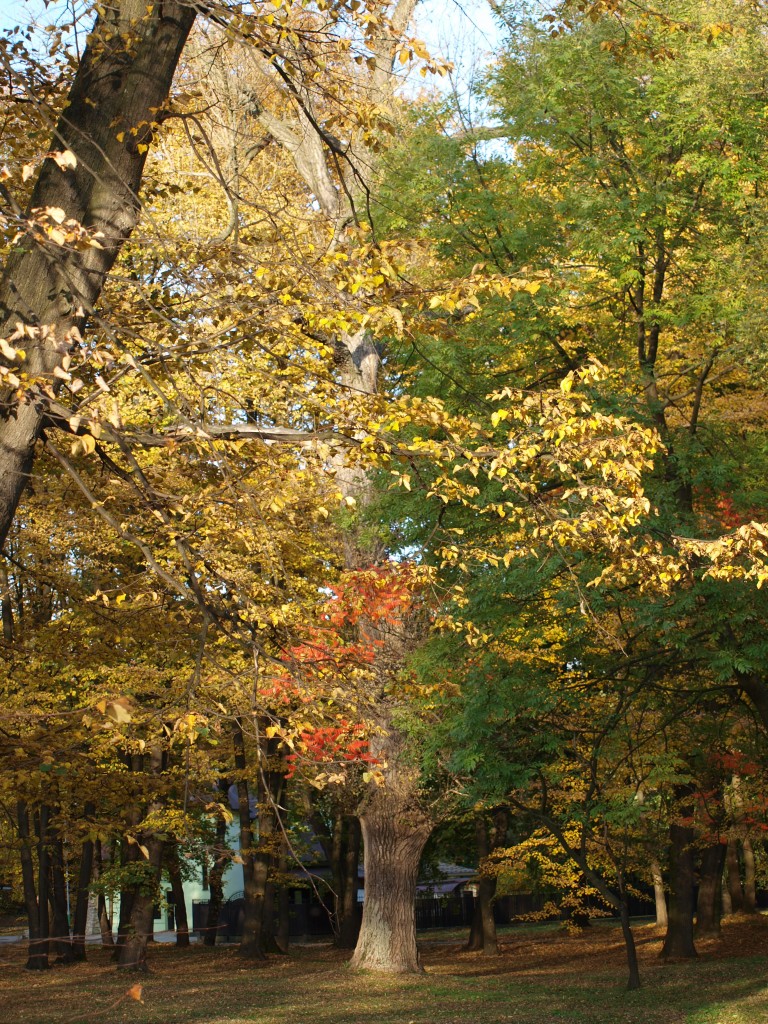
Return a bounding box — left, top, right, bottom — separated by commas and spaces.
94, 840, 114, 948
0, 1, 196, 548
204, 817, 228, 947
167, 842, 190, 948
618, 888, 641, 991
466, 816, 498, 954
71, 808, 95, 961
233, 721, 266, 959
726, 838, 744, 913
50, 835, 73, 962
721, 878, 732, 917
36, 807, 51, 965
661, 820, 697, 959
17, 801, 48, 970
651, 859, 668, 930
742, 837, 757, 913
336, 815, 362, 949
696, 842, 726, 937
276, 846, 291, 953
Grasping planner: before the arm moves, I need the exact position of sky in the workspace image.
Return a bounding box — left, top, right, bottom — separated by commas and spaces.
0, 0, 506, 71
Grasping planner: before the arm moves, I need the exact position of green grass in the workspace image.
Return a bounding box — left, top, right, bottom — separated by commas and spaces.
2, 918, 768, 1024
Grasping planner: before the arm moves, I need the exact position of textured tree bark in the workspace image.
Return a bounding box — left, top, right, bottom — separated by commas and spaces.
661, 820, 697, 959
0, 0, 196, 548
117, 836, 164, 971
721, 879, 732, 916
651, 859, 668, 929
350, 723, 431, 974
696, 842, 726, 937
349, 804, 430, 973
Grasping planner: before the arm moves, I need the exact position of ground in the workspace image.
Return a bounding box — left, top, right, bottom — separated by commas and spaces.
2, 917, 768, 1024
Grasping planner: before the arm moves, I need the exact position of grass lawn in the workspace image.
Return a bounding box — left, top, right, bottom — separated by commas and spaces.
2, 916, 768, 1024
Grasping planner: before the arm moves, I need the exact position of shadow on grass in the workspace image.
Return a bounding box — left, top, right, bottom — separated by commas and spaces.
2, 919, 768, 1024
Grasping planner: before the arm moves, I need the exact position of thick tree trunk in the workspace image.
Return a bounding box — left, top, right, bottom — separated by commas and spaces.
167, 842, 190, 948
117, 836, 164, 971
661, 820, 697, 959
726, 838, 744, 913
71, 810, 95, 961
0, 0, 196, 548
350, 752, 431, 974
696, 842, 726, 937
204, 817, 228, 946
651, 859, 668, 930
721, 879, 732, 916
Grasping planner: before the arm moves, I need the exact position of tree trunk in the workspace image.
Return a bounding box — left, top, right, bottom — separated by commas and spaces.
36, 807, 51, 966
233, 720, 267, 959
696, 842, 726, 937
726, 838, 744, 913
721, 878, 732, 917
167, 842, 190, 948
619, 890, 641, 991
466, 816, 498, 955
94, 840, 114, 948
17, 801, 48, 971
661, 820, 697, 959
117, 836, 164, 971
742, 837, 757, 913
71, 809, 95, 961
336, 815, 362, 949
50, 835, 73, 963
350, 755, 431, 974
204, 817, 228, 947
651, 859, 668, 930
0, 0, 196, 548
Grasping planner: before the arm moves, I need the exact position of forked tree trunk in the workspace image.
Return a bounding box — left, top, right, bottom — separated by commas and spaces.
661, 820, 697, 959
117, 836, 164, 971
651, 859, 668, 930
696, 842, 726, 937
0, 0, 196, 548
